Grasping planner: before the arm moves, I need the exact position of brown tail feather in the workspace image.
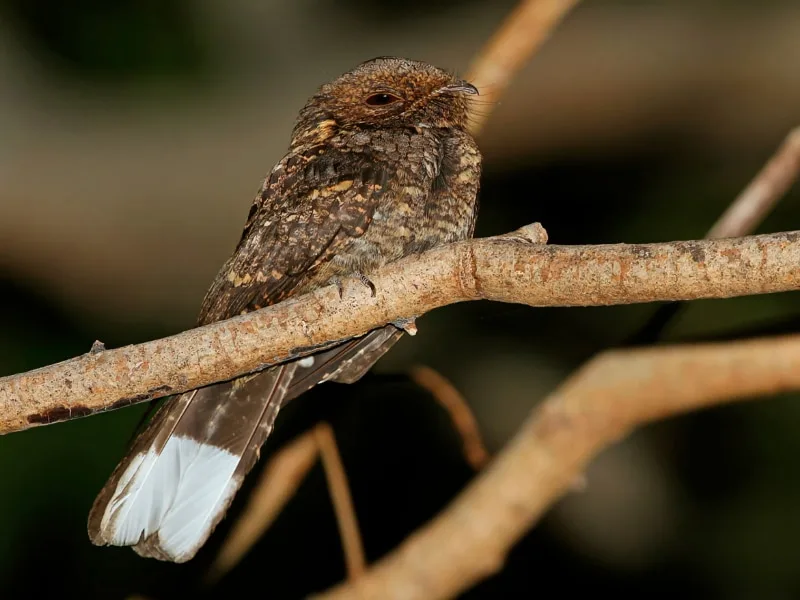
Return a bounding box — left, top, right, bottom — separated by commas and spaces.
89, 326, 402, 562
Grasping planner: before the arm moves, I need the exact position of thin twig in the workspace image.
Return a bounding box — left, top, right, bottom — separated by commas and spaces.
2, 227, 800, 435
315, 422, 367, 580
315, 333, 800, 600
707, 127, 800, 239
207, 429, 320, 583
409, 365, 489, 470
466, 0, 581, 135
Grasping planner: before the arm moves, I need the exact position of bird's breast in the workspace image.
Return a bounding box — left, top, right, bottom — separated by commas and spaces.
315, 127, 480, 285
356, 128, 480, 267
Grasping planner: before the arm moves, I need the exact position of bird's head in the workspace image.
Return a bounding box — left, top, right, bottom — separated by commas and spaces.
292, 56, 478, 143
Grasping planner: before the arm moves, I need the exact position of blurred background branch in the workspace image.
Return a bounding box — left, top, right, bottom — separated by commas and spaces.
314, 422, 367, 581
706, 126, 800, 240
465, 0, 580, 134
408, 365, 490, 470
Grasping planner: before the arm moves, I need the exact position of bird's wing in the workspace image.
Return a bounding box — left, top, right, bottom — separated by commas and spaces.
88, 146, 404, 562
198, 145, 392, 324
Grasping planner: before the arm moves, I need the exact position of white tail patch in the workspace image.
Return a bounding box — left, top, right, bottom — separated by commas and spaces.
298, 356, 315, 368
100, 435, 240, 562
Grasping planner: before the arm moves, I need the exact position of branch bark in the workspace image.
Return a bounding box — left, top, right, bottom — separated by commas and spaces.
314, 333, 800, 600
2, 226, 799, 435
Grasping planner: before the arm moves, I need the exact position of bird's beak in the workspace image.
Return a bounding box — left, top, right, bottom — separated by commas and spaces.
440, 81, 479, 95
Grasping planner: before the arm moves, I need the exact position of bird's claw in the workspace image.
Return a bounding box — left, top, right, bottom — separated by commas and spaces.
355, 272, 376, 297
332, 272, 376, 298
332, 277, 345, 299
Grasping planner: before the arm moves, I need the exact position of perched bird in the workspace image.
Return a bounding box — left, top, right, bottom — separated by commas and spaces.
87, 57, 482, 563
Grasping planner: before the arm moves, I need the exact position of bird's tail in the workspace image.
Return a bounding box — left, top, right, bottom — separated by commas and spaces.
87, 325, 403, 562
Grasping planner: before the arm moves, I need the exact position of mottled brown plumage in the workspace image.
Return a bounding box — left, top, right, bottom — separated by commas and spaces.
88, 57, 482, 563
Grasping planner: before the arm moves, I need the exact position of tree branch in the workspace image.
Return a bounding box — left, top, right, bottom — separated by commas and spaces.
314, 333, 800, 600
1, 226, 799, 435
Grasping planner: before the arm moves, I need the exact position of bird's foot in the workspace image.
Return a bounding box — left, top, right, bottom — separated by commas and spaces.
331, 272, 377, 298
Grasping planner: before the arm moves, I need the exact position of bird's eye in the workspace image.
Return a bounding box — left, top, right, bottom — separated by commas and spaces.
365, 93, 402, 106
